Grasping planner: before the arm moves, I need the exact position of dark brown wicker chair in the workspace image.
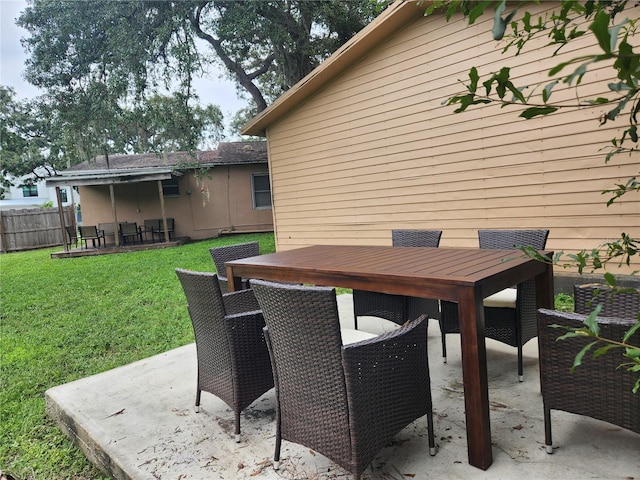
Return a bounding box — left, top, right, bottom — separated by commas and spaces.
175, 268, 274, 442
352, 229, 443, 330
440, 229, 549, 380
537, 308, 640, 454
250, 279, 436, 480
574, 283, 640, 317
209, 241, 260, 293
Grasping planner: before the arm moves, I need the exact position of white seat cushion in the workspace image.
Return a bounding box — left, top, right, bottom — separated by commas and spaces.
341, 328, 377, 345
483, 288, 517, 308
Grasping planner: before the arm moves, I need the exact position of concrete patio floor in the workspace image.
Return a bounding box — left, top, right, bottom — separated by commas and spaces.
46, 294, 640, 480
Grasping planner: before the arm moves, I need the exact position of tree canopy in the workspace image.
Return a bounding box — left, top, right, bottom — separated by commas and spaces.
0, 83, 224, 196
2, 0, 388, 182
18, 0, 388, 114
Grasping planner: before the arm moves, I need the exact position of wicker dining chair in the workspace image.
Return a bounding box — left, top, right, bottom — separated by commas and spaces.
175, 268, 274, 442
537, 308, 640, 454
440, 229, 549, 380
251, 279, 436, 480
209, 241, 260, 293
352, 229, 442, 330
574, 283, 640, 317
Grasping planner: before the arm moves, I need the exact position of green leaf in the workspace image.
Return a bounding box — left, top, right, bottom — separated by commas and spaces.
583, 306, 602, 335
469, 67, 479, 93
542, 80, 558, 102
549, 60, 572, 76
468, 0, 492, 25
603, 272, 616, 287
492, 0, 517, 41
608, 81, 633, 92
623, 321, 640, 344
519, 106, 558, 119
593, 344, 617, 359
589, 10, 612, 54
556, 331, 585, 341
571, 340, 599, 372
607, 18, 628, 53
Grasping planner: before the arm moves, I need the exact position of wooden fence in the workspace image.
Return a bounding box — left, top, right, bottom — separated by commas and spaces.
0, 206, 75, 253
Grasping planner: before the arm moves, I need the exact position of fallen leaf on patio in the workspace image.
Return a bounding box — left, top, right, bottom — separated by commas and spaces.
309, 450, 316, 456
512, 424, 523, 430
403, 474, 416, 477
237, 462, 245, 469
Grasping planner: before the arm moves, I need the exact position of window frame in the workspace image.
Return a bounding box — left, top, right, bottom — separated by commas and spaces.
22, 185, 39, 197
251, 172, 272, 210
161, 178, 180, 197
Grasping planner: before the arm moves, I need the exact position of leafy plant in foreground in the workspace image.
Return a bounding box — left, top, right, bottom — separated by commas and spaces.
428, 0, 640, 390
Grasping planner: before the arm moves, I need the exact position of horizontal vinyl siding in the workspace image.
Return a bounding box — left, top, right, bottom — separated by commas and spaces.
266, 2, 639, 273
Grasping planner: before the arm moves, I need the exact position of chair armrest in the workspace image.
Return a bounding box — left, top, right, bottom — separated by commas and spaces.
223, 288, 260, 315
342, 315, 430, 446
224, 311, 273, 387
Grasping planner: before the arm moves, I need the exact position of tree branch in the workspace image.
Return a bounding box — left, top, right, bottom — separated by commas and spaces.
190, 3, 269, 112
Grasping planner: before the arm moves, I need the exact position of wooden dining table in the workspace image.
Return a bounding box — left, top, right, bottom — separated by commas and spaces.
226, 244, 554, 470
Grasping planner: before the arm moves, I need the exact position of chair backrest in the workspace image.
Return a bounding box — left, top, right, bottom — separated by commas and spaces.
392, 229, 442, 247
250, 279, 351, 457
574, 284, 640, 318
175, 268, 233, 390
98, 222, 115, 236
478, 229, 549, 250
79, 225, 99, 238
209, 241, 260, 277
144, 219, 160, 230
65, 226, 77, 239
537, 308, 640, 435
119, 222, 138, 235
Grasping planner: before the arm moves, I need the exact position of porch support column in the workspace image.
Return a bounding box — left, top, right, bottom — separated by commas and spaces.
55, 186, 69, 252
110, 184, 120, 247
157, 180, 169, 242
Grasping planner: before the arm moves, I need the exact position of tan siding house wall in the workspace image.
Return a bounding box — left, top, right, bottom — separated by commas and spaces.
256, 1, 638, 273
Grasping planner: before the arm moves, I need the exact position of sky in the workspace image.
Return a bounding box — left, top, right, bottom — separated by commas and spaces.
0, 0, 247, 137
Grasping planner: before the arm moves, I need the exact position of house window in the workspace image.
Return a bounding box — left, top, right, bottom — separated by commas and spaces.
252, 173, 272, 209
162, 178, 180, 197
22, 185, 38, 197
60, 189, 68, 203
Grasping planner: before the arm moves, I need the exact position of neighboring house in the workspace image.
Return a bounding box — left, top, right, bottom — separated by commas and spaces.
242, 0, 639, 275
46, 141, 273, 241
1, 168, 76, 212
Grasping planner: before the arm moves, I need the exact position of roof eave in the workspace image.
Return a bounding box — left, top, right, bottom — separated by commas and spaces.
241, 0, 426, 137
46, 170, 177, 188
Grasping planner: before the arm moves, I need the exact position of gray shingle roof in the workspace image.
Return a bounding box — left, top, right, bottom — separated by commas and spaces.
65, 141, 267, 172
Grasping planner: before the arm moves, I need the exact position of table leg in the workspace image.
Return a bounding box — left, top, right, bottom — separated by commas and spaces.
226, 265, 243, 292
535, 259, 554, 310
457, 285, 492, 470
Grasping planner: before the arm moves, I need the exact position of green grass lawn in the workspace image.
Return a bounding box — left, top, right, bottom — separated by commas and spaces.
0, 233, 275, 480
1, 232, 573, 479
